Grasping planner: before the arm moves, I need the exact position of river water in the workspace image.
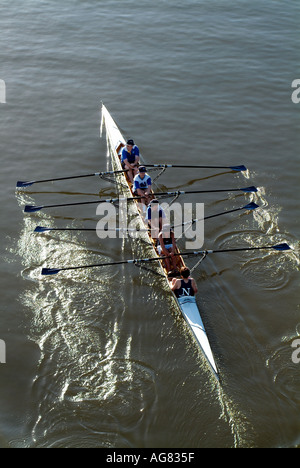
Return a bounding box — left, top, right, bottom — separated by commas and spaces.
0, 0, 299, 448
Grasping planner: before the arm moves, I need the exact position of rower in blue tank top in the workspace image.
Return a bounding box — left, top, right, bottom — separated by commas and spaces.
171, 267, 198, 298
145, 199, 166, 233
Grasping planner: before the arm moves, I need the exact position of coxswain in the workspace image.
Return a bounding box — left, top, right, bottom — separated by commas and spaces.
157, 224, 178, 273
133, 166, 152, 206
121, 139, 140, 183
171, 267, 198, 298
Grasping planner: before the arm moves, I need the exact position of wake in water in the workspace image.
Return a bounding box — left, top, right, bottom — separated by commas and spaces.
13, 193, 160, 447
13, 160, 298, 448
206, 168, 299, 448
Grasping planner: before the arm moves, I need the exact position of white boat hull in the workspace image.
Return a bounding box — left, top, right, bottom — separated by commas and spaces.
178, 297, 218, 378
101, 104, 219, 381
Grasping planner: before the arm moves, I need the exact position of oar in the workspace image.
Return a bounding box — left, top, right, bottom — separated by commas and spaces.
16, 170, 128, 189
34, 226, 148, 233
206, 243, 291, 254
24, 197, 121, 213
41, 243, 291, 276
24, 186, 258, 213
153, 186, 257, 197
173, 202, 259, 228
16, 164, 247, 189
34, 202, 259, 234
147, 164, 247, 172
17, 165, 248, 188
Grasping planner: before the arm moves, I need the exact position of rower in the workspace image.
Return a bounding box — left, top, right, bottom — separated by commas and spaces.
157, 224, 178, 273
145, 199, 166, 237
133, 166, 152, 207
121, 139, 140, 183
171, 267, 198, 298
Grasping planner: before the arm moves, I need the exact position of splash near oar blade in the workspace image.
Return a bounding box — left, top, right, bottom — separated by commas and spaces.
230, 165, 247, 172
42, 268, 61, 276
272, 243, 292, 251
17, 181, 35, 188
24, 205, 44, 213
243, 202, 259, 210
240, 186, 258, 193
34, 226, 52, 233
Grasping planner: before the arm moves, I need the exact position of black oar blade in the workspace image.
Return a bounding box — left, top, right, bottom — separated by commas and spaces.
17, 181, 34, 188
243, 202, 259, 210
230, 165, 247, 172
241, 186, 258, 193
34, 226, 51, 233
24, 205, 43, 213
272, 243, 292, 251
42, 268, 61, 276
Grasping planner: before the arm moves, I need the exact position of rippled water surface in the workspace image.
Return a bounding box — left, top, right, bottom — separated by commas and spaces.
0, 0, 299, 448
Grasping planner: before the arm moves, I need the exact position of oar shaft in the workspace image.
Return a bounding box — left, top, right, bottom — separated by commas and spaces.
146, 164, 247, 171
24, 186, 257, 212
24, 197, 120, 212
42, 244, 291, 275
172, 202, 258, 228
42, 255, 172, 275
210, 246, 275, 254
17, 162, 247, 189
17, 165, 247, 188
35, 226, 148, 233
17, 170, 127, 188
133, 187, 257, 200
204, 207, 242, 221
35, 205, 257, 233
152, 186, 257, 197
43, 251, 198, 275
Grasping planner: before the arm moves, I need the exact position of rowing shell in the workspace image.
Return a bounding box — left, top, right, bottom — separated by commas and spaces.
101, 104, 219, 380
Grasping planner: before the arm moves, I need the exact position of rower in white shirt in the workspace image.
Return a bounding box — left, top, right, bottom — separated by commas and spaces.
133, 166, 152, 206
